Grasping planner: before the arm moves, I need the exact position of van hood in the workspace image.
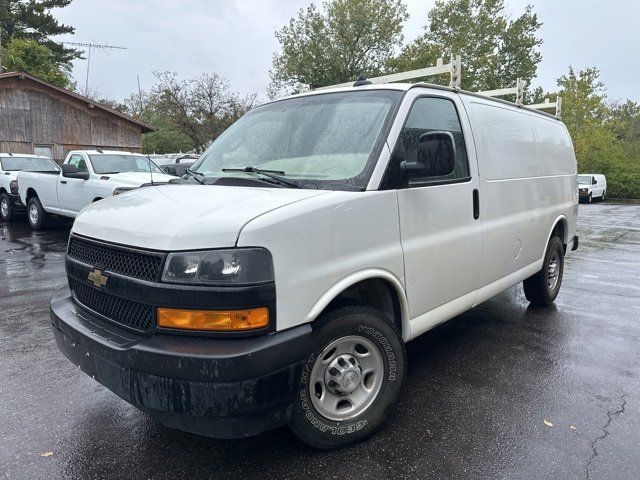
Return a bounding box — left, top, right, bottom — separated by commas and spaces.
102, 171, 177, 186
72, 184, 329, 250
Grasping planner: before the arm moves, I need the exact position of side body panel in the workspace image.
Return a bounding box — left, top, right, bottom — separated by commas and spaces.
237, 191, 405, 333
0, 169, 17, 191
460, 96, 578, 301
17, 170, 64, 213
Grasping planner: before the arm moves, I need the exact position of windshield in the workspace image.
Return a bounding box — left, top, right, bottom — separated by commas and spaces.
191, 90, 402, 189
89, 155, 163, 175
1, 157, 58, 172
578, 175, 592, 184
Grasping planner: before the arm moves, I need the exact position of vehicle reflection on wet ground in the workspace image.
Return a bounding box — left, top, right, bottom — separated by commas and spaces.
1, 203, 638, 479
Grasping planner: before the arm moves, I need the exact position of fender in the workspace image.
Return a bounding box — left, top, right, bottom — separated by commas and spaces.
305, 268, 411, 342
545, 214, 568, 246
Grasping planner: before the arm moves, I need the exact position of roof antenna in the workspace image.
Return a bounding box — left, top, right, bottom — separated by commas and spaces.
137, 75, 154, 186
353, 74, 372, 87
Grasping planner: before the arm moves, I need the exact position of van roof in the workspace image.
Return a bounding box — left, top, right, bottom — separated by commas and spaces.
288, 82, 561, 121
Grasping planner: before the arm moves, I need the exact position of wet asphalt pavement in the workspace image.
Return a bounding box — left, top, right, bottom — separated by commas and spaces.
1, 203, 639, 480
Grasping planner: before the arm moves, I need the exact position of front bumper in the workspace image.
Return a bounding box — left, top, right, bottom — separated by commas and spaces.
51, 286, 313, 438
8, 193, 24, 209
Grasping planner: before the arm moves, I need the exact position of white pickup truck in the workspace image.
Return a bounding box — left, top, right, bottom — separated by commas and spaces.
1, 154, 59, 222
17, 150, 176, 229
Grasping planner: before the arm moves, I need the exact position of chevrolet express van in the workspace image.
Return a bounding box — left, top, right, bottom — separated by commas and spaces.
51, 82, 579, 449
578, 173, 606, 203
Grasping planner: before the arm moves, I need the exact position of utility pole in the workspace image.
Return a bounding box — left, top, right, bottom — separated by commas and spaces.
63, 41, 126, 94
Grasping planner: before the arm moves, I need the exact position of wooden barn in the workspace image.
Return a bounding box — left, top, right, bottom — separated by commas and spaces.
0, 71, 153, 163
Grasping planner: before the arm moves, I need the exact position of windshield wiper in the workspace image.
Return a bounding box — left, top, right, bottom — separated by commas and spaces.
221, 166, 301, 189
186, 168, 206, 184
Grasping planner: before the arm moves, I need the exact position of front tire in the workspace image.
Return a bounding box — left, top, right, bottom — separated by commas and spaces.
27, 196, 47, 230
290, 305, 406, 449
523, 235, 564, 306
0, 193, 13, 222
587, 193, 592, 204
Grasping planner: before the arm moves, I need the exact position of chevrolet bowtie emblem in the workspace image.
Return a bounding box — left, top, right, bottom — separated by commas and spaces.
88, 269, 108, 288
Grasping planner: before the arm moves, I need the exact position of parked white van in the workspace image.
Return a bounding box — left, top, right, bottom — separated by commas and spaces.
578, 174, 607, 203
51, 82, 579, 448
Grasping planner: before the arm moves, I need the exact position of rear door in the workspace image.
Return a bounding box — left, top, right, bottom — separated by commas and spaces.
386, 91, 481, 331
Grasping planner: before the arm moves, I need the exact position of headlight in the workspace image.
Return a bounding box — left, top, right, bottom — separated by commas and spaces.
113, 187, 136, 196
162, 248, 274, 285
9, 180, 18, 195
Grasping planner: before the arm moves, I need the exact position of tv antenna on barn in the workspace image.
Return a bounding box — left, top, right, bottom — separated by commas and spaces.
63, 41, 127, 94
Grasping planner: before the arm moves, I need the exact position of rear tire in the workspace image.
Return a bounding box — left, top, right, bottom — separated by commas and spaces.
289, 305, 406, 449
601, 191, 606, 201
523, 235, 564, 306
0, 193, 13, 222
27, 196, 47, 230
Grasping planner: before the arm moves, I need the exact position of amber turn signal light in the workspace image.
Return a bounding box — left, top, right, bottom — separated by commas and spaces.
157, 307, 269, 331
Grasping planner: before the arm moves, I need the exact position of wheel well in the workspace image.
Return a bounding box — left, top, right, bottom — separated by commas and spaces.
323, 278, 403, 334
92, 197, 103, 202
26, 188, 38, 201
551, 218, 568, 250
0, 187, 6, 195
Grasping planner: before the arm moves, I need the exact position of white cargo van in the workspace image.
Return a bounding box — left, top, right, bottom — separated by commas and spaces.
578, 174, 606, 202
51, 81, 578, 448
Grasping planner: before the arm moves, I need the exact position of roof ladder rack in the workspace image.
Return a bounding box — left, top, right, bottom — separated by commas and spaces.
527, 97, 562, 118
303, 55, 463, 92
477, 78, 525, 104
298, 56, 562, 118
477, 79, 562, 118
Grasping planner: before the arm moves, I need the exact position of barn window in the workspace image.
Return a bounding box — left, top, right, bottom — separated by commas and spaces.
34, 145, 54, 159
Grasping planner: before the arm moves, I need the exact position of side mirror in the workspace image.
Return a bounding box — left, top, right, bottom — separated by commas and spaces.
62, 164, 89, 180
400, 131, 456, 178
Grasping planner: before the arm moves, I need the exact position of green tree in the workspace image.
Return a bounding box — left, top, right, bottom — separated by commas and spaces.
557, 66, 640, 198
608, 100, 640, 161
388, 0, 542, 92
127, 72, 257, 154
269, 0, 408, 95
1, 37, 73, 87
0, 0, 80, 66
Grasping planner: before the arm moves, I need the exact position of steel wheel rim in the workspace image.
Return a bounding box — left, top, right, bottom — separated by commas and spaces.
547, 249, 560, 290
29, 203, 38, 225
309, 335, 384, 422
0, 198, 8, 218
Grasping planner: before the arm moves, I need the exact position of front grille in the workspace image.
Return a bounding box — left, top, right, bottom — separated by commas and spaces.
70, 278, 154, 332
67, 236, 163, 282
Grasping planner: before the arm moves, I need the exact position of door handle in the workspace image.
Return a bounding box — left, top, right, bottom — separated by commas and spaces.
473, 189, 480, 220
60, 180, 67, 184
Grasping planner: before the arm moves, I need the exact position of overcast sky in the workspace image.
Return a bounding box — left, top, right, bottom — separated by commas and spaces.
55, 0, 639, 103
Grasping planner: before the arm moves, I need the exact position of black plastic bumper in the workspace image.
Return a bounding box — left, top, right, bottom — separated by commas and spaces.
8, 193, 24, 209
50, 286, 313, 438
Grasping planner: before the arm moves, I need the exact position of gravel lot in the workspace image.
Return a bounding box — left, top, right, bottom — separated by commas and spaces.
1, 202, 639, 479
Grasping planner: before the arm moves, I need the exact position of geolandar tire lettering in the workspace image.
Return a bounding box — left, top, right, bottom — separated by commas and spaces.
290, 305, 406, 449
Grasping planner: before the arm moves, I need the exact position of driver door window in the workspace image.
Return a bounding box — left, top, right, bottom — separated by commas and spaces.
67, 155, 88, 173
400, 97, 470, 186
